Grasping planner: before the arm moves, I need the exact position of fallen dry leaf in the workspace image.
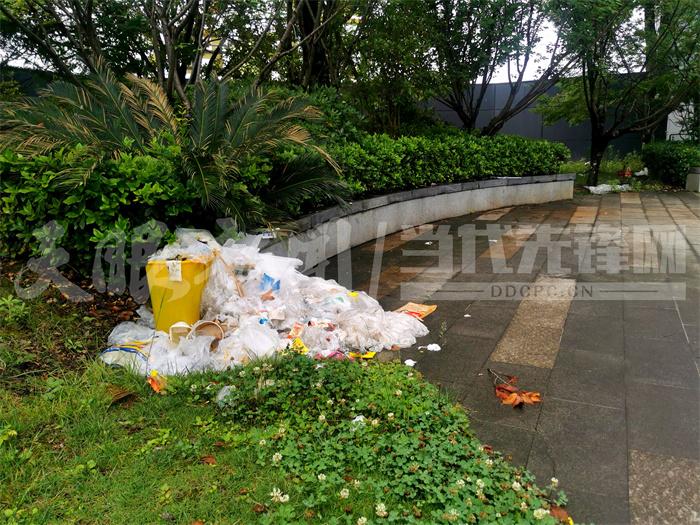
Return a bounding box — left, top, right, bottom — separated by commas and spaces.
550, 505, 570, 523
252, 503, 267, 513
489, 368, 542, 409
200, 455, 217, 465
105, 384, 136, 405
190, 521, 204, 525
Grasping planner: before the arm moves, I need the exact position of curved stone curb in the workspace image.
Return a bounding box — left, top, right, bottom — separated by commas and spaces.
262, 174, 576, 270
687, 167, 700, 192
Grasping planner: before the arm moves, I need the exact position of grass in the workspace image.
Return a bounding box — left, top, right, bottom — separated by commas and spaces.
559, 153, 644, 187
0, 279, 566, 525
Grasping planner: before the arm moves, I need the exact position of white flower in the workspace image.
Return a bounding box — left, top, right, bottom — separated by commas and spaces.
278, 426, 286, 435
512, 481, 522, 491
550, 477, 559, 487
318, 414, 326, 423
339, 488, 350, 499
455, 479, 466, 489
476, 479, 485, 489
238, 370, 246, 377
315, 381, 323, 388
269, 487, 289, 503
272, 452, 282, 464
259, 439, 267, 446
327, 399, 334, 406
353, 479, 361, 488
375, 502, 388, 517
387, 412, 395, 420
447, 509, 458, 518
371, 418, 380, 427
394, 389, 402, 397
495, 512, 501, 518
520, 502, 528, 511
407, 372, 414, 378
317, 473, 326, 481
253, 366, 260, 372
485, 458, 494, 467
533, 508, 549, 520
264, 379, 275, 387
357, 518, 368, 525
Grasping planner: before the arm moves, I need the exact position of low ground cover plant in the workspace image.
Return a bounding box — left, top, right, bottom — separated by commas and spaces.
1, 349, 565, 524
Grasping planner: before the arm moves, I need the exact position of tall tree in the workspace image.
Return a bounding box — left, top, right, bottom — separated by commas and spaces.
0, 0, 348, 102
428, 0, 573, 134
542, 0, 700, 185
351, 0, 435, 134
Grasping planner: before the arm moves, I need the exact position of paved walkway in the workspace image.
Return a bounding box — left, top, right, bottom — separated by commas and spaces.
314, 192, 700, 525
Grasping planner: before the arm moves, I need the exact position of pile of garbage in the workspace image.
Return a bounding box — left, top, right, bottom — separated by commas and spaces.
585, 183, 632, 195
101, 230, 430, 375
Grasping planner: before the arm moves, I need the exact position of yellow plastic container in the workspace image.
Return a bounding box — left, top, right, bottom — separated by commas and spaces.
146, 258, 212, 333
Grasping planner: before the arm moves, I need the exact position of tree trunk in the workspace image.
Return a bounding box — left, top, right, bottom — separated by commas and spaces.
587, 134, 610, 186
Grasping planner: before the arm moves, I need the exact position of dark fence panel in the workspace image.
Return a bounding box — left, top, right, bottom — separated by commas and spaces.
429, 81, 661, 159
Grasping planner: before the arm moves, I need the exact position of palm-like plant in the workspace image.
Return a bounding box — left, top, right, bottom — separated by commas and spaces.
0, 65, 346, 225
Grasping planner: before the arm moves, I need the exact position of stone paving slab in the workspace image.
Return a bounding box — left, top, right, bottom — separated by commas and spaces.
315, 191, 700, 524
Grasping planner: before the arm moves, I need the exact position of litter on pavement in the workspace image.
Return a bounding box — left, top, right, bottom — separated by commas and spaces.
101, 229, 430, 375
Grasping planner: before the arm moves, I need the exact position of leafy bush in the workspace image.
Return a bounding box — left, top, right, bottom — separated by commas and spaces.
269, 85, 368, 145
334, 133, 570, 195
0, 147, 197, 267
642, 141, 700, 186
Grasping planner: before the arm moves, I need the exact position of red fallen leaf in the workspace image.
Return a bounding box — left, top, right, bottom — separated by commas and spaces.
550, 505, 570, 523
252, 503, 267, 513
239, 488, 250, 495
200, 455, 217, 465
490, 369, 542, 408
481, 444, 494, 454
191, 521, 205, 525
213, 441, 227, 448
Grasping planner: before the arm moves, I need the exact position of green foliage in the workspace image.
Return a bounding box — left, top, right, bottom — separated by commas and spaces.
641, 141, 700, 186
0, 147, 196, 267
0, 351, 562, 524
0, 296, 29, 326
334, 133, 570, 195
269, 85, 368, 145
0, 80, 22, 101
0, 67, 346, 224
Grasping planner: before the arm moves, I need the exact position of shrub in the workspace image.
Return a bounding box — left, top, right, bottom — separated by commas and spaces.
642, 141, 700, 186
0, 147, 197, 268
333, 133, 570, 196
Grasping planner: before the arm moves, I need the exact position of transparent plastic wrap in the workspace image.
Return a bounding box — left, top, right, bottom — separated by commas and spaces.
103, 229, 431, 374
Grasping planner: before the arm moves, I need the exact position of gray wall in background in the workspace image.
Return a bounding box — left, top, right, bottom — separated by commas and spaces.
429, 81, 663, 159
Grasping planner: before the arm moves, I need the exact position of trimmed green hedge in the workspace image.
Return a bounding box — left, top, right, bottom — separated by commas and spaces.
0, 147, 198, 266
1, 133, 569, 271
641, 141, 700, 186
333, 134, 570, 195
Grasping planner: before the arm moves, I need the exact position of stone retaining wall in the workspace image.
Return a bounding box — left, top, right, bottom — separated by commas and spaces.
261, 174, 576, 270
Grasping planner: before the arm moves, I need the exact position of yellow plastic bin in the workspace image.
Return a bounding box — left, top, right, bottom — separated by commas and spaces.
146, 258, 212, 333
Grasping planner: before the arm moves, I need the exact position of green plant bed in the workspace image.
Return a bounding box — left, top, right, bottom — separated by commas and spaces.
1, 352, 565, 524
